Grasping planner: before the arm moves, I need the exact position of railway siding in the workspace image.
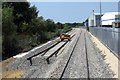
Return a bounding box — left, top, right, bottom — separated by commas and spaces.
43, 41, 67, 64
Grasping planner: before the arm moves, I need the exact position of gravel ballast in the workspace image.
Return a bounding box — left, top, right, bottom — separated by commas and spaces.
6, 28, 115, 78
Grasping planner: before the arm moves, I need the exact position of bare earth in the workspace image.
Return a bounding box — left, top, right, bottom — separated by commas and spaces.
1, 57, 23, 78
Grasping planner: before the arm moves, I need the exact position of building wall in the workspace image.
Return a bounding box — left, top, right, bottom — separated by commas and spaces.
95, 15, 101, 27
102, 12, 119, 26
88, 14, 94, 27
88, 13, 102, 27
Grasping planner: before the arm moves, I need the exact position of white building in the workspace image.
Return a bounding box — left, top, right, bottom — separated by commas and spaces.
87, 13, 103, 27
102, 12, 120, 27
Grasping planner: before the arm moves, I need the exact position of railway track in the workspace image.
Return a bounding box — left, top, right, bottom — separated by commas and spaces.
84, 30, 114, 78
7, 28, 114, 78
57, 29, 114, 79
58, 29, 90, 79
59, 30, 82, 79
84, 31, 90, 79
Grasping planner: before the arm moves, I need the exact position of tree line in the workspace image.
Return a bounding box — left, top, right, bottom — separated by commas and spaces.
2, 2, 82, 60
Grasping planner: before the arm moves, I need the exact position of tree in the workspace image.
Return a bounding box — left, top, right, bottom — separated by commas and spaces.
3, 2, 38, 33
45, 19, 56, 32
2, 7, 16, 36
56, 22, 64, 29
2, 2, 72, 59
2, 7, 18, 55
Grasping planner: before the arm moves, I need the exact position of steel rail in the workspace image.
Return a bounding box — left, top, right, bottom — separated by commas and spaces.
84, 31, 90, 80
59, 30, 82, 80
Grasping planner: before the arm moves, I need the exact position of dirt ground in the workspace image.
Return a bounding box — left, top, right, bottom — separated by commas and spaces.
88, 32, 119, 79
1, 57, 23, 78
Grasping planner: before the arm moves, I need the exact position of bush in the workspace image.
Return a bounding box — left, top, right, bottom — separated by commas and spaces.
63, 25, 72, 33
54, 29, 63, 36
20, 22, 29, 33
2, 35, 21, 56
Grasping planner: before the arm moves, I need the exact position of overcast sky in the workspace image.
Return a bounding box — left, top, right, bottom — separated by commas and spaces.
30, 2, 118, 23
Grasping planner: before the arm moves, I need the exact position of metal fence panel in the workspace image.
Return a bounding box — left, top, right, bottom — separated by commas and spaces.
89, 27, 120, 58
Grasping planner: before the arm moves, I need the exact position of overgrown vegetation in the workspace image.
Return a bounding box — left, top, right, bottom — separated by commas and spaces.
2, 2, 82, 60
